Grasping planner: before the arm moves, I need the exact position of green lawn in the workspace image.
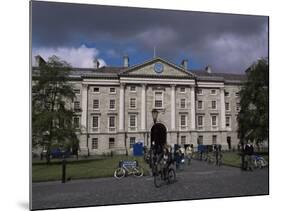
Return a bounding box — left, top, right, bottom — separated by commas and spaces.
222, 151, 269, 168
32, 155, 150, 182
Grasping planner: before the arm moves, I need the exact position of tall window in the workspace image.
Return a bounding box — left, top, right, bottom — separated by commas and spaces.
108, 116, 116, 131
197, 88, 203, 95
129, 98, 136, 109
212, 135, 217, 144
225, 102, 230, 111
211, 115, 217, 126
236, 103, 240, 111
180, 115, 187, 127
109, 99, 115, 110
225, 91, 230, 97
180, 87, 186, 93
129, 115, 137, 131
109, 138, 115, 149
198, 100, 203, 109
130, 137, 136, 148
198, 116, 203, 127
93, 99, 99, 110
226, 116, 231, 127
92, 138, 98, 149
181, 136, 186, 145
198, 135, 203, 145
211, 101, 217, 109
92, 116, 99, 131
73, 116, 80, 129
74, 101, 80, 110
154, 91, 163, 108
180, 98, 186, 109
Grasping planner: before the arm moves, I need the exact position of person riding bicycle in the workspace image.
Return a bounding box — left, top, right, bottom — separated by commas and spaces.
158, 146, 172, 178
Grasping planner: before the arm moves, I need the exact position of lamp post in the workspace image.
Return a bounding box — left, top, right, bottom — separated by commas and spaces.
151, 109, 159, 125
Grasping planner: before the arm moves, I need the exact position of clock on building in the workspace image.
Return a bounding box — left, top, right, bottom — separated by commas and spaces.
154, 62, 164, 73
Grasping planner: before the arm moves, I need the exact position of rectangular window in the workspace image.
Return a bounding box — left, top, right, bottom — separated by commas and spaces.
180, 98, 186, 109
109, 99, 115, 110
226, 116, 231, 127
74, 89, 80, 94
92, 116, 99, 129
93, 87, 99, 93
211, 115, 217, 126
109, 116, 115, 128
74, 101, 80, 110
197, 88, 203, 95
198, 116, 203, 127
109, 138, 115, 149
129, 137, 136, 148
235, 92, 239, 97
180, 87, 186, 93
212, 135, 217, 144
109, 87, 116, 93
93, 99, 99, 110
211, 101, 217, 109
129, 115, 137, 130
130, 86, 136, 92
198, 100, 203, 109
92, 138, 98, 149
198, 135, 203, 145
236, 103, 240, 111
154, 91, 163, 108
180, 115, 187, 126
181, 136, 186, 145
130, 98, 136, 109
225, 102, 230, 111
211, 89, 217, 95
225, 91, 230, 97
73, 116, 80, 129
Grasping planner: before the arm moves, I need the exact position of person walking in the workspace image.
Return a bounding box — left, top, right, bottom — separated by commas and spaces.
185, 145, 193, 165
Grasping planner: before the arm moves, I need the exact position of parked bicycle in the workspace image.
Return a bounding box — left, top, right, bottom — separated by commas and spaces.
253, 155, 268, 169
114, 160, 144, 179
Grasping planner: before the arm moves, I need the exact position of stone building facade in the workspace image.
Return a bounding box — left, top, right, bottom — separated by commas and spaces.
33, 55, 246, 155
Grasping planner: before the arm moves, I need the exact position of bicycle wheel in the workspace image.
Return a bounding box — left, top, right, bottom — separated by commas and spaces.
133, 166, 144, 177
154, 171, 162, 188
114, 167, 125, 179
167, 168, 176, 184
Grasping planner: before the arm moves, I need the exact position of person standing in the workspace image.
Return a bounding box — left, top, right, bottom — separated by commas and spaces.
185, 145, 193, 165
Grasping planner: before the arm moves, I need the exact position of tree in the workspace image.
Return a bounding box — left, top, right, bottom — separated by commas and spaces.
32, 55, 79, 163
237, 58, 269, 146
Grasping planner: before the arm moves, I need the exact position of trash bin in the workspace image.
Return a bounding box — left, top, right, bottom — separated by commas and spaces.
133, 142, 143, 156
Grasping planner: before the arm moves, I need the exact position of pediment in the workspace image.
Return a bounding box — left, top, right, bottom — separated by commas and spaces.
120, 57, 195, 78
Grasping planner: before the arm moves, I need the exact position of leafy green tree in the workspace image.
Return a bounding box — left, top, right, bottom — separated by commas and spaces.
32, 56, 79, 163
238, 58, 269, 146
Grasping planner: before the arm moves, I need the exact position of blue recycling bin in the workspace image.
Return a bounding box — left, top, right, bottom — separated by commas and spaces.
133, 142, 143, 156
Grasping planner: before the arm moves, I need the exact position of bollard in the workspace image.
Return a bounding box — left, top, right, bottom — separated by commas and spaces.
62, 158, 66, 183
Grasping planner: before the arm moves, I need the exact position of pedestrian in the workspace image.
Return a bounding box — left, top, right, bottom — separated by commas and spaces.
185, 144, 193, 165
245, 142, 254, 171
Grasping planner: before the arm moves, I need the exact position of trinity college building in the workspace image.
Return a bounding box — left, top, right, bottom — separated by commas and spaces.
33, 55, 246, 155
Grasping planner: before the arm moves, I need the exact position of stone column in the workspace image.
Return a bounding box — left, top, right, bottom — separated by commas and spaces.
190, 86, 196, 130
220, 87, 226, 130
141, 84, 146, 131
81, 84, 88, 133
171, 85, 176, 130
119, 84, 125, 131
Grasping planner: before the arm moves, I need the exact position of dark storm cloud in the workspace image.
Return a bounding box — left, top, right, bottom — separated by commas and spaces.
32, 1, 268, 73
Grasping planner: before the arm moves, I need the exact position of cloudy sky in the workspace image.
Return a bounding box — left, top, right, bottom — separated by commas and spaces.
32, 1, 268, 73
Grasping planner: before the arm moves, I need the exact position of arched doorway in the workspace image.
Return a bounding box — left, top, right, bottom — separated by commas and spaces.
151, 123, 167, 149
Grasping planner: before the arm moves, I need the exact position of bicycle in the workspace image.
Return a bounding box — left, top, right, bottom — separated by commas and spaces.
253, 155, 268, 169
114, 160, 144, 179
152, 161, 176, 188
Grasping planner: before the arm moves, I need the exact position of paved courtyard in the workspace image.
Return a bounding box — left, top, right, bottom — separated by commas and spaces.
32, 160, 269, 210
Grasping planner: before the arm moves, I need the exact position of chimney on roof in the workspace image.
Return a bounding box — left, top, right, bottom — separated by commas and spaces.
205, 65, 212, 74
181, 59, 188, 70
35, 55, 46, 67
123, 54, 129, 67
93, 58, 100, 69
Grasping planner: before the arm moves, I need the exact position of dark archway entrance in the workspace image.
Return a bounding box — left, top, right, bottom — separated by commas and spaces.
151, 123, 167, 149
